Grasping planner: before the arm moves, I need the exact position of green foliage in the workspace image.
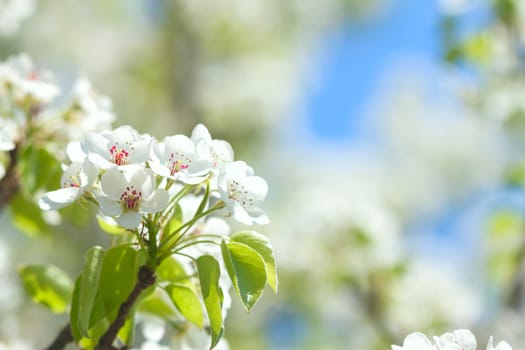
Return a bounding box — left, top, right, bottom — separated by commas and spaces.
138, 287, 178, 319
18, 264, 73, 313
78, 246, 105, 336
231, 230, 278, 292
165, 283, 204, 328
97, 215, 126, 235
197, 255, 223, 349
221, 240, 267, 311
100, 245, 138, 322
10, 193, 51, 237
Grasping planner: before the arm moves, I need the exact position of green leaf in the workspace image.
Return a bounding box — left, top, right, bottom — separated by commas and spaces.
18, 264, 73, 313
157, 256, 191, 284
117, 314, 135, 346
197, 255, 223, 349
221, 240, 267, 311
10, 193, 51, 237
100, 245, 138, 322
70, 277, 83, 342
138, 287, 178, 319
165, 283, 204, 328
79, 246, 105, 337
96, 215, 126, 235
231, 231, 278, 292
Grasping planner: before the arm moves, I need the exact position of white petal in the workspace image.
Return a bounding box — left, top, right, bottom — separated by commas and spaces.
83, 132, 109, 158
148, 160, 170, 177
191, 123, 212, 143
243, 176, 268, 201
66, 141, 86, 162
129, 168, 154, 197
88, 152, 115, 169
116, 211, 142, 229
141, 190, 169, 213
39, 187, 82, 210
113, 125, 139, 143
232, 201, 253, 225
101, 167, 126, 199
98, 196, 122, 217
403, 333, 433, 350
83, 160, 99, 185
129, 137, 151, 164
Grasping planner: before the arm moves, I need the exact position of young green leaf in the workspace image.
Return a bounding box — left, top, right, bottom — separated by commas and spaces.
221, 240, 267, 311
231, 230, 278, 292
96, 215, 126, 235
197, 255, 223, 349
165, 283, 204, 328
79, 246, 105, 337
157, 256, 191, 284
99, 245, 138, 322
18, 264, 74, 313
138, 287, 178, 319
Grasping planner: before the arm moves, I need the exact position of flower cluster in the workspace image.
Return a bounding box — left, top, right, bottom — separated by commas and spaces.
392, 329, 512, 350
39, 123, 269, 229
0, 53, 115, 181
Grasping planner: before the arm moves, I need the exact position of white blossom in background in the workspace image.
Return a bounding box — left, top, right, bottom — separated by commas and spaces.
386, 263, 481, 334
0, 53, 59, 103
57, 77, 116, 141
0, 0, 35, 37
392, 330, 511, 350
0, 118, 17, 151
170, 325, 229, 350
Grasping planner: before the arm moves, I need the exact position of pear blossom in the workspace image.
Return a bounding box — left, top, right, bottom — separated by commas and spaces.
217, 161, 268, 225
38, 160, 98, 210
392, 331, 512, 350
434, 329, 476, 350
191, 124, 233, 172
149, 135, 211, 184
81, 125, 151, 168
391, 332, 434, 350
0, 119, 18, 151
0, 0, 35, 37
487, 337, 512, 350
0, 53, 59, 103
59, 77, 115, 141
97, 166, 168, 229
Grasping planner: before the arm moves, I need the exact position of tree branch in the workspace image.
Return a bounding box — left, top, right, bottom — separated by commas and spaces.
0, 145, 20, 209
43, 323, 73, 350
95, 265, 156, 350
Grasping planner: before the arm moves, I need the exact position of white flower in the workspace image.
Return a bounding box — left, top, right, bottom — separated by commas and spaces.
487, 337, 512, 350
61, 77, 115, 140
82, 125, 151, 168
0, 53, 59, 102
38, 160, 98, 210
0, 118, 18, 151
218, 161, 268, 225
149, 135, 211, 184
0, 0, 35, 37
97, 166, 168, 229
392, 332, 434, 350
434, 329, 476, 350
191, 124, 233, 172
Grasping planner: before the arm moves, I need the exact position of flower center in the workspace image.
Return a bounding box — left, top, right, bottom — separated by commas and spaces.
228, 180, 254, 208
110, 145, 129, 166
168, 152, 190, 176
62, 173, 81, 188
120, 186, 142, 210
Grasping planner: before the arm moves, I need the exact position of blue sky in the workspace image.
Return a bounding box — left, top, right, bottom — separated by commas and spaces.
305, 0, 491, 142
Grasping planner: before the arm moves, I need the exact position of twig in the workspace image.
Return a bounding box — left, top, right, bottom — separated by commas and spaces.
95, 265, 156, 350
43, 323, 73, 350
0, 146, 20, 209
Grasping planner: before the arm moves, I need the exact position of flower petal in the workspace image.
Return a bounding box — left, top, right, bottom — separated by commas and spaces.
101, 167, 127, 199
98, 196, 122, 217
39, 187, 82, 210
141, 189, 169, 213
116, 211, 142, 229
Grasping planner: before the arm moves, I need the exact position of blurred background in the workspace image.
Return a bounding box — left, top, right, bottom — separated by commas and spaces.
3, 0, 525, 349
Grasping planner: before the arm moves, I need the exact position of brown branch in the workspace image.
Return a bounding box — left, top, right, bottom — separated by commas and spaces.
43, 323, 73, 350
0, 145, 20, 209
95, 265, 156, 350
